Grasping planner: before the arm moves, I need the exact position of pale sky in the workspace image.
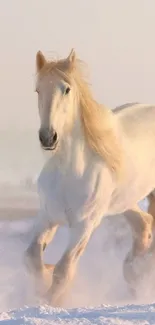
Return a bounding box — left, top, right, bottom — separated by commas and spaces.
0, 0, 155, 130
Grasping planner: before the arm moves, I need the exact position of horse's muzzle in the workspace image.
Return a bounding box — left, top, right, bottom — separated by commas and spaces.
39, 128, 58, 150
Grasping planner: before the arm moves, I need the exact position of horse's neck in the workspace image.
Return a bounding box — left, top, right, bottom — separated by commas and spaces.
64, 127, 93, 175
50, 118, 95, 176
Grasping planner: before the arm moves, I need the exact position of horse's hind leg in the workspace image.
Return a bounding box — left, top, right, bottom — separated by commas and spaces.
123, 206, 153, 292
147, 190, 155, 222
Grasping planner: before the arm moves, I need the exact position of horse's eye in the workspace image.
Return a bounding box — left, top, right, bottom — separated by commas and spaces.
65, 87, 70, 95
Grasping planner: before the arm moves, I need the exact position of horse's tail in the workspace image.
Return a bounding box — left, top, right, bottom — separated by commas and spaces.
147, 190, 155, 228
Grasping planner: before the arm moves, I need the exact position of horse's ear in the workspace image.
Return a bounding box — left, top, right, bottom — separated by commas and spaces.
66, 48, 76, 68
36, 51, 46, 72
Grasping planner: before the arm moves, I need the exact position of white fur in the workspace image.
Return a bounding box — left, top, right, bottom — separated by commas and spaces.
26, 51, 155, 306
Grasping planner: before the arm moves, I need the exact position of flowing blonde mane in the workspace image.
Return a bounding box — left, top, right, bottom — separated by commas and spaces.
37, 53, 124, 179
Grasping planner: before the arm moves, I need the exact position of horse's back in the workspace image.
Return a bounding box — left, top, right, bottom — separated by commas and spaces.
113, 102, 139, 113
116, 103, 155, 138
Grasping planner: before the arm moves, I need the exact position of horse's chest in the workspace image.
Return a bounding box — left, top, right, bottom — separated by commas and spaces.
38, 168, 95, 225
38, 169, 66, 224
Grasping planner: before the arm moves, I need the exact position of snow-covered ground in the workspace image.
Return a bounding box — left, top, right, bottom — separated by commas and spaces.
0, 186, 155, 324
2, 303, 155, 325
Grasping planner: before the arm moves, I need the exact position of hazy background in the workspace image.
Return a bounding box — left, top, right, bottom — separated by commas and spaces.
0, 0, 155, 311
0, 0, 154, 183
0, 0, 155, 129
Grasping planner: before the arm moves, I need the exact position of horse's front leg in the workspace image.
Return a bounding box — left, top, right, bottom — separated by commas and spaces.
25, 215, 58, 293
45, 219, 96, 306
26, 226, 58, 273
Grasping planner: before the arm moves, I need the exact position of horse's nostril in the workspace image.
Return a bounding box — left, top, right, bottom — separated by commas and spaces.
39, 129, 48, 146
39, 130, 43, 143
53, 132, 57, 143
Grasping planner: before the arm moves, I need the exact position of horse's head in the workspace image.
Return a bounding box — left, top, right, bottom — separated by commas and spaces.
35, 48, 124, 178
35, 49, 78, 151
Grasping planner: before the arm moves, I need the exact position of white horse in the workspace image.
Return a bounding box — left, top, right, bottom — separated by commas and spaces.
26, 48, 155, 306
